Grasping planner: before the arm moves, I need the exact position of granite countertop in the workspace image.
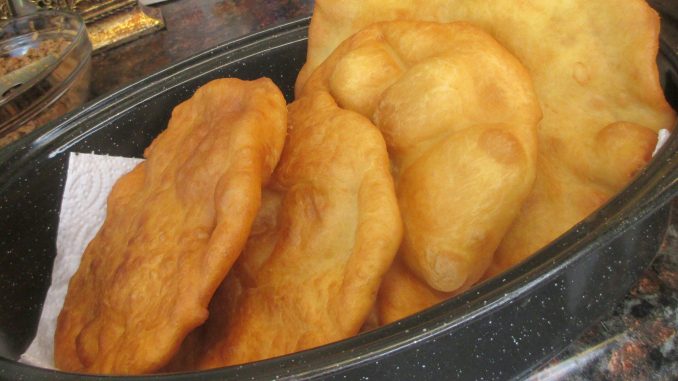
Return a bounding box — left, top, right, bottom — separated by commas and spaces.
529, 205, 678, 381
89, 1, 677, 379
91, 0, 313, 97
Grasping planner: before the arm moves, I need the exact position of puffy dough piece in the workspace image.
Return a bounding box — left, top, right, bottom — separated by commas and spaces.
54, 78, 287, 374
376, 258, 451, 325
170, 91, 402, 369
300, 21, 541, 301
296, 0, 676, 279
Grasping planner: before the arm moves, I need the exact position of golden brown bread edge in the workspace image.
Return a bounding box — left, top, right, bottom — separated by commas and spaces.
54, 78, 287, 374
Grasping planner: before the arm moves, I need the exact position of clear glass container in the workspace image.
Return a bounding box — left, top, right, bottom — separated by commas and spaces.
0, 10, 91, 147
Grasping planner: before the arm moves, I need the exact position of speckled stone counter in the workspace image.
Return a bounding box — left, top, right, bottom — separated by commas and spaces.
88, 1, 677, 379
91, 0, 313, 97
529, 205, 678, 381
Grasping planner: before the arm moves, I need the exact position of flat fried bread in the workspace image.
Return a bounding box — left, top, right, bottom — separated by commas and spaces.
299, 20, 541, 320
54, 78, 287, 374
297, 0, 675, 285
171, 90, 402, 370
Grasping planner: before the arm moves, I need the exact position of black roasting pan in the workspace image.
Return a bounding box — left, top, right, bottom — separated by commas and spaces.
0, 12, 676, 381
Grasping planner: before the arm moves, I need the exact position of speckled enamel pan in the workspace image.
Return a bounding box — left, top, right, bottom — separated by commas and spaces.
0, 14, 676, 381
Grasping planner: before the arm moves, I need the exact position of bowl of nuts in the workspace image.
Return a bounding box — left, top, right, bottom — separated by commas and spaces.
0, 10, 91, 147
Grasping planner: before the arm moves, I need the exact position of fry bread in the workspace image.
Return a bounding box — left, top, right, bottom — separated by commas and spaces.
163, 187, 284, 371
297, 0, 675, 287
54, 78, 287, 374
376, 258, 451, 325
173, 90, 402, 369
299, 19, 541, 315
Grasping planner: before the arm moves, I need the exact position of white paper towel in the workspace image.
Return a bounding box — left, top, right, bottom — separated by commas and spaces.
20, 152, 142, 369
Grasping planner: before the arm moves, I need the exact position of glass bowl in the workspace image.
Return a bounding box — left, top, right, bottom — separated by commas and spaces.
0, 10, 91, 147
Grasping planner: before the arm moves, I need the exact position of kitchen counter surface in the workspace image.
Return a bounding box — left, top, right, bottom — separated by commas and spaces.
529, 207, 678, 381
89, 1, 678, 379
91, 0, 313, 97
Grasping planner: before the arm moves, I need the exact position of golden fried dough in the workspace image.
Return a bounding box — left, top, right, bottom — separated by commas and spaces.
170, 90, 402, 370
376, 258, 452, 325
163, 187, 284, 371
54, 78, 287, 374
297, 0, 676, 280
299, 20, 541, 311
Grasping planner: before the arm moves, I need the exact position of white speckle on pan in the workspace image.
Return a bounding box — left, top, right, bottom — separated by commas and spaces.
652, 129, 671, 156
